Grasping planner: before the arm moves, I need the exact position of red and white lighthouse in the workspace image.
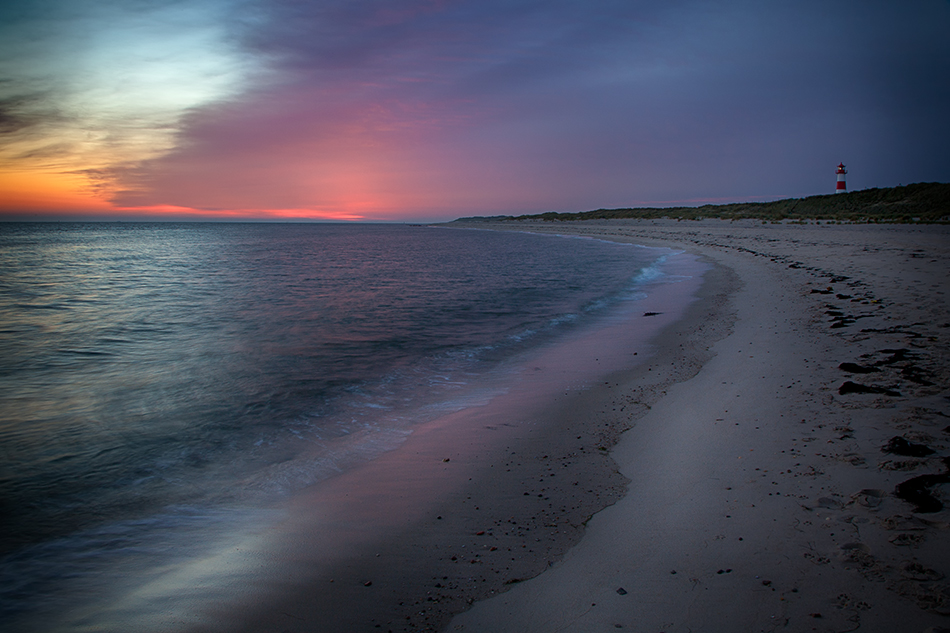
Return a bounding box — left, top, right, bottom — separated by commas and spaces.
835, 163, 847, 193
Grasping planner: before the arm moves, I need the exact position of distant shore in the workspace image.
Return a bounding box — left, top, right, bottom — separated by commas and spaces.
448, 219, 950, 632
451, 181, 950, 224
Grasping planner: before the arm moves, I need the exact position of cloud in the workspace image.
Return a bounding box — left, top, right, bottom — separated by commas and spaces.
0, 0, 259, 191
3, 0, 949, 219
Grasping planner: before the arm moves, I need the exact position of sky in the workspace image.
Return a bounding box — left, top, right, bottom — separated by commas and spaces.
1, 0, 948, 222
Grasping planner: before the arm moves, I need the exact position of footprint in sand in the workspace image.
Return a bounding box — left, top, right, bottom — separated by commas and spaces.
851, 489, 887, 508
900, 561, 945, 581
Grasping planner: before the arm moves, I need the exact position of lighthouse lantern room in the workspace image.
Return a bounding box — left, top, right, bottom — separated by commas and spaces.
836, 163, 847, 193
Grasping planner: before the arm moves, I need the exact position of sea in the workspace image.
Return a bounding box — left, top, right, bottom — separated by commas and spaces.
0, 222, 697, 631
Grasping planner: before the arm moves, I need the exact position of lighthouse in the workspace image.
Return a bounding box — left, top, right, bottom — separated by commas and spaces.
836, 163, 847, 193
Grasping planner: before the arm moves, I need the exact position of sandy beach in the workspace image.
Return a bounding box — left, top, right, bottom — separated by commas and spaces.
446, 219, 950, 632
207, 219, 950, 633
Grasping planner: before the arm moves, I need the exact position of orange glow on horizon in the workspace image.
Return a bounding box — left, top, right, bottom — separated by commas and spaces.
112, 205, 369, 221
1, 170, 378, 221
0, 170, 113, 213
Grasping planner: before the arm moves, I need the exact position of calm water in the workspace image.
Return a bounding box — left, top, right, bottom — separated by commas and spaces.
0, 222, 673, 629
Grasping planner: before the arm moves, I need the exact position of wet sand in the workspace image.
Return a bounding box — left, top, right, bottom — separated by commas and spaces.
450, 219, 950, 632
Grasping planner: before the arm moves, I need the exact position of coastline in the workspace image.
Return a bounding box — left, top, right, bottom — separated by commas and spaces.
450, 219, 950, 631
202, 238, 724, 633
120, 218, 950, 633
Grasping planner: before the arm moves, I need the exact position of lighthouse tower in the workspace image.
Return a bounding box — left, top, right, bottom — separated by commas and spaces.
836, 163, 847, 193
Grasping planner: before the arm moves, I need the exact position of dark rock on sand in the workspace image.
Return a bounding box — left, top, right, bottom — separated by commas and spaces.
838, 381, 901, 397
895, 457, 950, 514
839, 362, 881, 374
883, 437, 936, 458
